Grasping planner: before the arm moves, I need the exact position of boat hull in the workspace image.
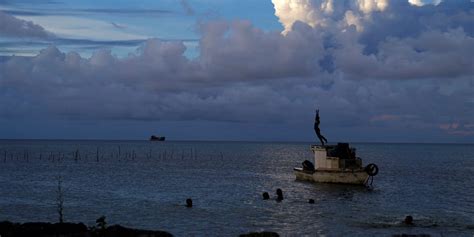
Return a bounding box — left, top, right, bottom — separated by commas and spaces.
150, 136, 166, 141
294, 168, 369, 185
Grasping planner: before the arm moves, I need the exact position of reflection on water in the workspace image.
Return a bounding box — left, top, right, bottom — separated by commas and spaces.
0, 140, 473, 236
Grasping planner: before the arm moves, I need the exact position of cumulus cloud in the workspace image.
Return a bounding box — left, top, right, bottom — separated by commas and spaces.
1, 0, 473, 141
0, 11, 52, 38
272, 0, 323, 33
333, 28, 474, 79
356, 0, 389, 14
271, 0, 390, 33
271, 0, 474, 80
0, 22, 326, 122
198, 21, 325, 80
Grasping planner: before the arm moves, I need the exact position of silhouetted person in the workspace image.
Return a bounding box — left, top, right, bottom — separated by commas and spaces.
308, 199, 315, 204
404, 216, 414, 225
186, 198, 193, 208
314, 109, 328, 146
262, 192, 270, 200
276, 189, 283, 202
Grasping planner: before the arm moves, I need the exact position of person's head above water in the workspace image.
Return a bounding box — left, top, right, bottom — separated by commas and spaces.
186, 198, 193, 208
404, 215, 413, 225
276, 189, 283, 201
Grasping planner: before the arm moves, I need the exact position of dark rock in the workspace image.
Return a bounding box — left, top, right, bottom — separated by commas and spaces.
0, 222, 87, 237
262, 192, 270, 200
101, 225, 173, 237
240, 232, 279, 237
0, 221, 173, 237
392, 235, 431, 237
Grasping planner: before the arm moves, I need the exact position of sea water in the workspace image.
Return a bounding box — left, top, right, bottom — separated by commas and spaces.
0, 140, 473, 236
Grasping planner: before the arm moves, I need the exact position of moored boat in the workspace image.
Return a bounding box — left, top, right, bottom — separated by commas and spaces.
294, 143, 378, 185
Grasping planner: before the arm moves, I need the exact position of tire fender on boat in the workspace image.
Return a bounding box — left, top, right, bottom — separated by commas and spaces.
365, 163, 379, 176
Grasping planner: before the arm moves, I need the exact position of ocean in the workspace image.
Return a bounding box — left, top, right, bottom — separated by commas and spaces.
0, 140, 473, 236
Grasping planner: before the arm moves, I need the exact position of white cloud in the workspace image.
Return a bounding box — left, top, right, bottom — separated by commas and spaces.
271, 0, 322, 33
408, 0, 442, 7
271, 0, 390, 33
356, 0, 389, 14
344, 10, 364, 32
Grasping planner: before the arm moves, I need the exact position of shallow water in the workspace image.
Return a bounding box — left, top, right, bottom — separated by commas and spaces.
0, 140, 473, 236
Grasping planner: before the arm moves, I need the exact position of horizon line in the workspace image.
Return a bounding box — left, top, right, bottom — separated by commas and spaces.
0, 138, 472, 145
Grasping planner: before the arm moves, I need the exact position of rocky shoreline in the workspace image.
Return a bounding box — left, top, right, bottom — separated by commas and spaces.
0, 221, 173, 237
0, 221, 281, 237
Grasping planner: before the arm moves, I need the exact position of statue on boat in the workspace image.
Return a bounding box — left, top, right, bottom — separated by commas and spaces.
314, 109, 328, 146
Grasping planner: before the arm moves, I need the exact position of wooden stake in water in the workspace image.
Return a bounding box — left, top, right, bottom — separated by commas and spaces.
56, 176, 64, 223
74, 149, 79, 162
118, 146, 121, 160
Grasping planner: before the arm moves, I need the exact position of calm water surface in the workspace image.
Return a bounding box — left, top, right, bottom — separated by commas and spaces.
0, 140, 473, 236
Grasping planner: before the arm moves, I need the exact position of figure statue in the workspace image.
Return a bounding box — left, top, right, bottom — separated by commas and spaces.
314, 109, 328, 146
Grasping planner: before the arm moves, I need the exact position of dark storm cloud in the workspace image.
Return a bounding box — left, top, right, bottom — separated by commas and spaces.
1, 9, 50, 16
0, 0, 61, 5
76, 8, 173, 15
0, 24, 326, 122
2, 8, 174, 17
1, 0, 473, 140
0, 38, 146, 48
358, 1, 474, 53
332, 27, 474, 80
0, 11, 53, 38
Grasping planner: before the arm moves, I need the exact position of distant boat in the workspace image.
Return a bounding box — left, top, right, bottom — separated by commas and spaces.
149, 135, 166, 141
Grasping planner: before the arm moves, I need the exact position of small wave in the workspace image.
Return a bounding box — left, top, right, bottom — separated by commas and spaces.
353, 217, 474, 231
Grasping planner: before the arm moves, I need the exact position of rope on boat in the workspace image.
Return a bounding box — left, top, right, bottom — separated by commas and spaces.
365, 175, 374, 186
364, 163, 379, 188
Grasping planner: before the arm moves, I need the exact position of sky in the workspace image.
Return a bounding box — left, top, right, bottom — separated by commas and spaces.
0, 0, 473, 143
